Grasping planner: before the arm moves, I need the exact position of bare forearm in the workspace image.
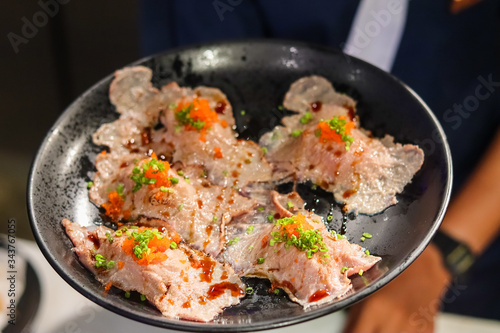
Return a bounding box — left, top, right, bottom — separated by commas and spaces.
441, 128, 500, 254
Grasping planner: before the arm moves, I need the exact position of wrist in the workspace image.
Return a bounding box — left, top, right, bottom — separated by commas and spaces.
426, 242, 453, 284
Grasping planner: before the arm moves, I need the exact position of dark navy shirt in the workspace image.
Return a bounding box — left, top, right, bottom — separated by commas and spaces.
140, 0, 500, 320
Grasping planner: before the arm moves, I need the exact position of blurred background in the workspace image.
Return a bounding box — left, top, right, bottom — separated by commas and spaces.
1, 1, 140, 240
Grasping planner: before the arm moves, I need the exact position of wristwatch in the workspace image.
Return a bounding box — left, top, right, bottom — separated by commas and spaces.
432, 230, 476, 276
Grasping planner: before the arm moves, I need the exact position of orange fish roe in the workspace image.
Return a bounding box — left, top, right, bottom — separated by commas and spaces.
261, 235, 268, 247
102, 191, 125, 220
213, 147, 223, 159
271, 213, 328, 259
121, 228, 179, 266
280, 213, 312, 238
220, 120, 229, 128
170, 231, 182, 244
316, 116, 355, 150
175, 98, 220, 141
145, 152, 172, 189
154, 191, 164, 201
122, 209, 131, 220
118, 261, 125, 270
104, 281, 113, 295
131, 152, 174, 193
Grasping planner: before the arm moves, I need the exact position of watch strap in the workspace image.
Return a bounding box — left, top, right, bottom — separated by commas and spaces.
432, 230, 476, 276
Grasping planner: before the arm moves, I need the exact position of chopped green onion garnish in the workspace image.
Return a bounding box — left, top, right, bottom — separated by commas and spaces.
261, 147, 268, 154
274, 289, 280, 295
358, 269, 364, 276
362, 232, 372, 239
257, 257, 265, 264
240, 110, 246, 115
105, 232, 114, 244
365, 249, 370, 255
341, 266, 349, 274
175, 102, 208, 131
271, 130, 282, 140
246, 226, 254, 234
170, 242, 177, 249
320, 116, 355, 150
360, 236, 366, 242
140, 294, 146, 302
245, 287, 254, 295
257, 206, 264, 212
128, 228, 165, 259
222, 170, 228, 176
326, 215, 333, 222
87, 181, 93, 189
116, 183, 124, 196
130, 157, 167, 192
267, 214, 274, 222
291, 130, 303, 138
124, 291, 131, 299
94, 254, 115, 270
177, 170, 184, 176
228, 237, 239, 246
169, 177, 179, 184
179, 203, 184, 211
115, 230, 123, 237
287, 201, 294, 209
299, 111, 313, 124
277, 105, 284, 111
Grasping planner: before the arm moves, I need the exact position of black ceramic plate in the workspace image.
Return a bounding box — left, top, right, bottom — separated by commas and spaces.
28, 40, 452, 332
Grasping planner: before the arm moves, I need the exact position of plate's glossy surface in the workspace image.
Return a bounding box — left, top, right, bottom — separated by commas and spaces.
28, 40, 452, 332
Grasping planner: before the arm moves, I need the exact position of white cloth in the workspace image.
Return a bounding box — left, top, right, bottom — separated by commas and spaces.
343, 0, 409, 72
